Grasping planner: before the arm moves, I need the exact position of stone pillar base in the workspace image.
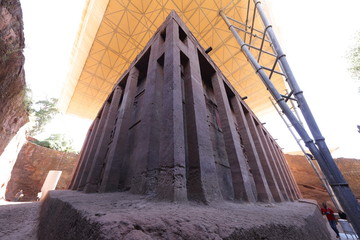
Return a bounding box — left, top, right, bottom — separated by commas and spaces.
38, 190, 331, 240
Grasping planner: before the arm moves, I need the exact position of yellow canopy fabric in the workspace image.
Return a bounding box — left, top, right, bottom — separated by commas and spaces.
60, 0, 285, 119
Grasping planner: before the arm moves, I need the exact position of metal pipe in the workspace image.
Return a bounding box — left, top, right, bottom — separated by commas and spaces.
227, 16, 271, 43
244, 0, 251, 43
258, 25, 272, 61
268, 56, 280, 80
237, 41, 277, 57
259, 65, 286, 77
313, 160, 343, 211
248, 1, 260, 46
221, 3, 360, 235
220, 11, 316, 149
253, 0, 360, 233
270, 97, 342, 211
280, 94, 297, 102
254, 1, 325, 142
287, 89, 303, 124
232, 25, 272, 45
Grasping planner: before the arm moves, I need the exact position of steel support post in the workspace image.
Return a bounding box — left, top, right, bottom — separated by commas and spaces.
270, 97, 342, 211
253, 1, 360, 234
220, 6, 360, 236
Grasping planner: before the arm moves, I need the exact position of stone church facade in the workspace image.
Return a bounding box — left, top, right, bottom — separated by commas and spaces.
69, 11, 300, 204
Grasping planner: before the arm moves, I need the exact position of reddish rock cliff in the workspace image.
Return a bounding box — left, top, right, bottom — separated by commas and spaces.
5, 141, 79, 201
286, 154, 360, 207
335, 157, 360, 197
0, 0, 28, 156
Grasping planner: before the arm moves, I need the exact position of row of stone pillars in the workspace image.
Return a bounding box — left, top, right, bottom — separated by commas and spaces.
69, 11, 301, 203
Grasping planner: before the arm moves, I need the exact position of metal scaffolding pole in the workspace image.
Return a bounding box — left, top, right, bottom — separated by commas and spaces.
220, 1, 360, 235
270, 97, 342, 211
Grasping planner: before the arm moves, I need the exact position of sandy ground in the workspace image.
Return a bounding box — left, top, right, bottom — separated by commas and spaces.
0, 200, 40, 240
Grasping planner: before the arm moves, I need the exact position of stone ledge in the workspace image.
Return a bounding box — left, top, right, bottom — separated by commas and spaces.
38, 190, 331, 240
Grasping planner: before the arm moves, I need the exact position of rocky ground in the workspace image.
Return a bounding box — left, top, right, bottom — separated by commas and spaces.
37, 191, 333, 240
0, 200, 39, 240
0, 191, 342, 240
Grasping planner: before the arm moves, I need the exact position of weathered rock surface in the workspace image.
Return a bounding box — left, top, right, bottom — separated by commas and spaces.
5, 141, 79, 201
0, 201, 39, 240
286, 154, 360, 207
38, 190, 332, 240
335, 157, 360, 198
0, 0, 28, 156
0, 125, 27, 199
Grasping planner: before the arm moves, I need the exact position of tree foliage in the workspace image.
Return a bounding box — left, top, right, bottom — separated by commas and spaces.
27, 98, 59, 136
33, 133, 77, 153
23, 87, 33, 114
23, 89, 77, 152
348, 32, 360, 92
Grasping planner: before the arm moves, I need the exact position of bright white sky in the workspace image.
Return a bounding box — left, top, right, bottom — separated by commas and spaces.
21, 0, 91, 150
264, 0, 360, 158
20, 0, 360, 158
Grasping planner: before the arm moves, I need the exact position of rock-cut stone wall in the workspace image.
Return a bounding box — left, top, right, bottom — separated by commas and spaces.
0, 0, 28, 156
70, 11, 301, 204
286, 154, 360, 208
5, 141, 79, 201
